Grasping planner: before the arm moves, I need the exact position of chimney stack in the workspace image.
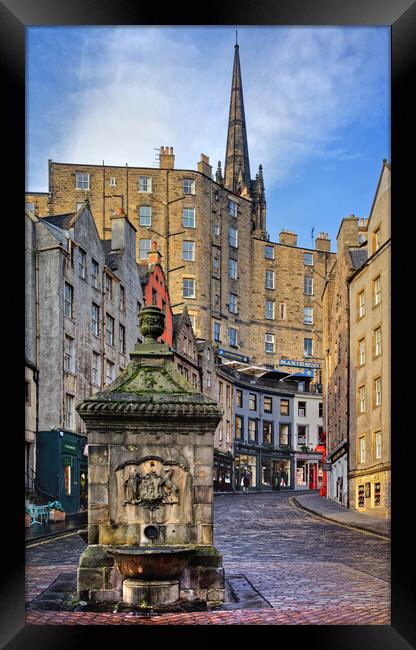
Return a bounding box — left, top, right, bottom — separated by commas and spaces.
159, 146, 175, 170
279, 229, 297, 247
110, 207, 136, 250
315, 232, 331, 252
147, 240, 162, 268
197, 153, 212, 178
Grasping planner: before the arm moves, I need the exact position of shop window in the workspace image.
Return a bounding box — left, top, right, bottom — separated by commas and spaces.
64, 464, 72, 495
262, 457, 272, 487
374, 482, 381, 506
263, 421, 273, 445
357, 484, 365, 508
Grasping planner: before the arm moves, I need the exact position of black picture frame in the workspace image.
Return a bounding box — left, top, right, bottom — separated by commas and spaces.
2, 0, 414, 647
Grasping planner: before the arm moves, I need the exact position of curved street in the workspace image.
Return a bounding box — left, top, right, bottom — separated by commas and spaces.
25, 492, 390, 625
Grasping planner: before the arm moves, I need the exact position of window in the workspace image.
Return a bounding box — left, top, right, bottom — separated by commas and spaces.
76, 202, 83, 211
304, 276, 313, 295
183, 278, 195, 298
64, 336, 75, 373
359, 386, 366, 413
92, 352, 101, 386
279, 424, 289, 446
304, 253, 313, 266
139, 206, 152, 227
228, 199, 238, 217
25, 380, 31, 405
104, 274, 113, 300
91, 259, 99, 289
236, 389, 243, 408
375, 378, 382, 406
218, 381, 223, 403
225, 420, 230, 443
265, 246, 274, 259
374, 482, 381, 506
119, 285, 125, 312
119, 324, 126, 355
189, 314, 196, 330
374, 328, 382, 356
358, 339, 365, 366
138, 176, 152, 192
265, 270, 275, 289
183, 178, 195, 195
264, 333, 275, 353
91, 303, 100, 336
263, 422, 273, 445
358, 291, 365, 318
213, 257, 220, 271
109, 176, 116, 187
229, 293, 238, 314
218, 426, 223, 442
248, 419, 257, 442
265, 300, 275, 320
213, 322, 220, 342
319, 402, 323, 418
139, 238, 151, 260
64, 465, 72, 495
78, 248, 87, 279
64, 283, 73, 319
304, 338, 313, 357
280, 399, 289, 416
249, 393, 257, 411
229, 327, 238, 347
235, 415, 243, 439
25, 202, 34, 213
207, 371, 211, 388
183, 241, 195, 261
374, 276, 382, 306
374, 228, 381, 252
280, 303, 286, 320
359, 436, 365, 463
226, 385, 231, 407
106, 360, 115, 385
264, 396, 272, 413
298, 401, 306, 417
304, 307, 313, 325
105, 314, 114, 346
297, 425, 307, 447
228, 227, 238, 248
229, 258, 238, 279
214, 224, 220, 237
183, 207, 195, 228
64, 394, 74, 429
75, 172, 89, 190
375, 431, 382, 459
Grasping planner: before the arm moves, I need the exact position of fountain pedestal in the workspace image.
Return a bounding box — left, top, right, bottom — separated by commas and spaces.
123, 579, 179, 606
76, 306, 224, 608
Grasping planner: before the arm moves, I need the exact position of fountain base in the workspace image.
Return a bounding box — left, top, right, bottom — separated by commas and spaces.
123, 578, 179, 606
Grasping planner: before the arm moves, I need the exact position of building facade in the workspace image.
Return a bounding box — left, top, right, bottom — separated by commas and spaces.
27, 41, 335, 380
27, 204, 145, 512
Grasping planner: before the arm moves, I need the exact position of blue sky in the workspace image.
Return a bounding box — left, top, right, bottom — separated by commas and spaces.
26, 26, 390, 250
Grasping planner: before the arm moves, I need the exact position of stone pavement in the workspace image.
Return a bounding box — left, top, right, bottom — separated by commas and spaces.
25, 492, 390, 625
293, 493, 391, 538
25, 510, 87, 543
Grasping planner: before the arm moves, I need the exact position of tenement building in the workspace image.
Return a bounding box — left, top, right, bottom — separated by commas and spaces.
26, 41, 335, 378
322, 161, 390, 515
25, 204, 145, 512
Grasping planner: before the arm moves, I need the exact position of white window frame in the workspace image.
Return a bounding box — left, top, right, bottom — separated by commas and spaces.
91, 303, 100, 336
304, 252, 313, 266
214, 224, 220, 237
375, 378, 382, 406
359, 291, 366, 318
359, 436, 365, 464
228, 199, 238, 217
139, 238, 152, 260
182, 241, 195, 261
106, 314, 115, 346
359, 386, 366, 413
75, 172, 90, 190
78, 248, 87, 279
304, 276, 313, 295
264, 333, 275, 353
229, 258, 238, 279
375, 431, 382, 459
64, 335, 75, 373
138, 176, 152, 193
106, 360, 115, 385
374, 276, 381, 306
64, 394, 74, 429
92, 352, 101, 386
183, 278, 196, 298
265, 270, 275, 289
375, 328, 382, 356
228, 227, 238, 248
304, 307, 313, 325
265, 300, 275, 320
183, 178, 195, 195
64, 283, 73, 319
139, 206, 152, 227
109, 177, 117, 187
265, 246, 274, 260
183, 207, 196, 228
229, 293, 238, 314
359, 339, 365, 366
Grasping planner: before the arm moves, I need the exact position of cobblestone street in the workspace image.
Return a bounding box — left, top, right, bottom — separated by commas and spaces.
25, 492, 390, 625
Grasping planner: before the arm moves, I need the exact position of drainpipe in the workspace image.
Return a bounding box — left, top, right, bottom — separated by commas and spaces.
101, 269, 106, 388
346, 281, 351, 509
34, 241, 40, 491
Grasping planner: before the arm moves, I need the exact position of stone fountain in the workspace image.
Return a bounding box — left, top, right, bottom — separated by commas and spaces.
76, 306, 224, 608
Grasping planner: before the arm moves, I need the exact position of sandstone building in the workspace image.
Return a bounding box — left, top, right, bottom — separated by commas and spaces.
27, 41, 335, 381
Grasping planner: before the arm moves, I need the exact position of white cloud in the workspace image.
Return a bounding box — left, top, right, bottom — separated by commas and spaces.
27, 27, 389, 192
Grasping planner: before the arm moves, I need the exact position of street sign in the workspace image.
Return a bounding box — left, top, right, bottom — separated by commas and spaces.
279, 359, 321, 369
218, 348, 250, 363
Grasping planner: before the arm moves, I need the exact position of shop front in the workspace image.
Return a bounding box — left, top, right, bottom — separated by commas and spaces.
295, 452, 322, 490
37, 430, 88, 514
328, 441, 348, 507
213, 451, 233, 492
234, 443, 293, 491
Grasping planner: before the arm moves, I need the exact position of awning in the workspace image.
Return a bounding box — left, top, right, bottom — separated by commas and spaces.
281, 372, 313, 382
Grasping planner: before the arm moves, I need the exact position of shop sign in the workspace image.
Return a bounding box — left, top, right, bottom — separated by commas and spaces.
62, 441, 78, 456
279, 359, 321, 369
329, 443, 348, 463
218, 348, 250, 363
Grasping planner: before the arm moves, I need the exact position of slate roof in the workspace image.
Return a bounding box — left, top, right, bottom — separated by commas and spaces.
349, 247, 368, 271
43, 212, 76, 230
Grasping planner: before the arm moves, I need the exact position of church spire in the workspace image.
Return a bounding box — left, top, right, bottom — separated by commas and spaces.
224, 39, 251, 195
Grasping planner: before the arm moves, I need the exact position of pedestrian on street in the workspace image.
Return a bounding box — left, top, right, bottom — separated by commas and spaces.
243, 471, 251, 493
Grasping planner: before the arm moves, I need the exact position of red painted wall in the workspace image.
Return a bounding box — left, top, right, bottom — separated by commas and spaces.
143, 264, 173, 347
